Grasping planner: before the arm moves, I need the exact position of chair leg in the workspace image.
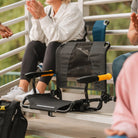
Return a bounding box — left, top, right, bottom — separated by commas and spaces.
101, 91, 112, 103
51, 87, 62, 100
84, 83, 89, 103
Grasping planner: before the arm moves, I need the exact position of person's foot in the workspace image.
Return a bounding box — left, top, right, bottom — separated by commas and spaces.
1, 86, 25, 101
15, 89, 39, 102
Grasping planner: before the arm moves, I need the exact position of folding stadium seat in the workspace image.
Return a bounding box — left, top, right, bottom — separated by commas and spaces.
22, 20, 112, 116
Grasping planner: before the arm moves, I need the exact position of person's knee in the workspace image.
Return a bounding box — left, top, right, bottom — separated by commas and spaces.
112, 55, 128, 84
112, 52, 137, 84
112, 56, 124, 74
112, 57, 120, 70
112, 53, 135, 75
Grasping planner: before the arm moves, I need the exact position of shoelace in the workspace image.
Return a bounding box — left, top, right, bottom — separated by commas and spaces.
7, 86, 20, 94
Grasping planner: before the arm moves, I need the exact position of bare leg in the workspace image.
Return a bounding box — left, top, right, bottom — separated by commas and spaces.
36, 81, 47, 94
19, 79, 29, 92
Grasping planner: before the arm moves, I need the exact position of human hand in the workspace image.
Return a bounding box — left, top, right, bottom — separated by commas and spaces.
131, 12, 138, 32
105, 129, 126, 136
26, 0, 46, 19
0, 24, 13, 38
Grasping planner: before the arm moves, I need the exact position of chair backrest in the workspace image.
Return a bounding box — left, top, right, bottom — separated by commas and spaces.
56, 20, 110, 91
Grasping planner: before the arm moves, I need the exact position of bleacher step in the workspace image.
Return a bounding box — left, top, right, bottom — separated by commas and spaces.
23, 92, 115, 137
27, 113, 111, 138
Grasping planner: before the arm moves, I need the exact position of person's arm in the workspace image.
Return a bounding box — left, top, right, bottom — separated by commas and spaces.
39, 5, 85, 43
29, 18, 45, 43
127, 13, 138, 45
26, 0, 46, 43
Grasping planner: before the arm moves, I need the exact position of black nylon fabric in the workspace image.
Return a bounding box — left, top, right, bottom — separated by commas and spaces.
89, 41, 110, 91
56, 41, 110, 91
56, 42, 76, 87
0, 100, 27, 138
24, 94, 72, 112
0, 101, 10, 137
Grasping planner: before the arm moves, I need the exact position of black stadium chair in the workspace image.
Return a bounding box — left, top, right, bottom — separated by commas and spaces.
22, 20, 113, 116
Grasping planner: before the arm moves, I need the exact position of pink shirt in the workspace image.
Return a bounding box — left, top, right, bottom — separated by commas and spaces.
112, 52, 138, 138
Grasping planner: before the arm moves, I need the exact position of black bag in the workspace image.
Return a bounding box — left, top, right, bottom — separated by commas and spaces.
0, 100, 28, 138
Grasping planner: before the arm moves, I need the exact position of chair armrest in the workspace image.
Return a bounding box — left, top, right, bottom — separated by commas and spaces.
25, 70, 54, 80
77, 73, 112, 84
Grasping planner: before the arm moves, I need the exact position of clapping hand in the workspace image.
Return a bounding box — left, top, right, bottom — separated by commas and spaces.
131, 12, 138, 32
26, 0, 46, 19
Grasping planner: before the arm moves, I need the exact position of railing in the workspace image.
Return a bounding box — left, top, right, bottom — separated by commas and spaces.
0, 0, 136, 93
0, 72, 20, 86
0, 0, 28, 77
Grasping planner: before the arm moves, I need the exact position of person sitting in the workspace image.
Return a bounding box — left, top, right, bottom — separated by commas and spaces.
0, 22, 13, 38
1, 0, 86, 101
112, 0, 138, 85
105, 52, 138, 138
105, 0, 138, 137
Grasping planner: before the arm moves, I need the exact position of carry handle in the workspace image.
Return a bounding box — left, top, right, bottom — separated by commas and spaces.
25, 70, 54, 80
104, 41, 110, 50
77, 73, 112, 84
